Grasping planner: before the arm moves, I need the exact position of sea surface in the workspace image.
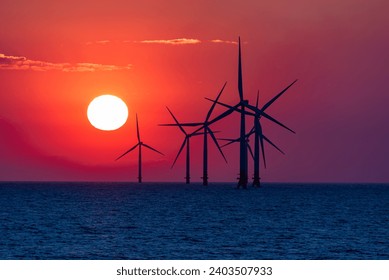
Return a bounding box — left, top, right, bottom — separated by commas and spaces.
0, 182, 388, 259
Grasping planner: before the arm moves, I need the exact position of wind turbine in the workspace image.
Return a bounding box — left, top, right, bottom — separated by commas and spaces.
248, 92, 286, 187
244, 81, 298, 186
163, 106, 202, 184
218, 100, 285, 188
116, 114, 164, 183
205, 37, 297, 188
236, 37, 250, 188
219, 134, 255, 161
161, 82, 228, 186
201, 37, 250, 188
208, 86, 296, 187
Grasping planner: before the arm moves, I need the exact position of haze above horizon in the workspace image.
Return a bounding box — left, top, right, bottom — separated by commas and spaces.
1, 0, 388, 183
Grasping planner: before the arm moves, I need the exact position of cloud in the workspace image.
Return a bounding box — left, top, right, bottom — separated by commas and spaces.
137, 38, 237, 45
85, 40, 111, 45
210, 39, 238, 45
85, 38, 238, 46
0, 53, 131, 72
137, 38, 202, 45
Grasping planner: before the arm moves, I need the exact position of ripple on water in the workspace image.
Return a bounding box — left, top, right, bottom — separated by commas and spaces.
0, 182, 388, 259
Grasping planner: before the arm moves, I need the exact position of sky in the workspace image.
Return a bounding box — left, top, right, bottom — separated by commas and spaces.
1, 0, 388, 183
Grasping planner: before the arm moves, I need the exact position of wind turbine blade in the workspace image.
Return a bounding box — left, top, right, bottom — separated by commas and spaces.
136, 114, 140, 142
256, 91, 259, 108
190, 132, 205, 136
208, 128, 227, 163
115, 143, 139, 161
238, 37, 243, 101
207, 104, 241, 126
261, 79, 298, 112
259, 133, 267, 168
221, 140, 236, 148
218, 137, 241, 148
166, 106, 186, 135
206, 82, 227, 122
248, 126, 255, 136
191, 128, 220, 136
246, 129, 255, 139
247, 142, 254, 160
205, 97, 235, 110
191, 125, 206, 135
246, 103, 296, 134
205, 98, 256, 116
218, 137, 237, 141
261, 111, 295, 134
142, 143, 164, 155
256, 122, 267, 168
171, 138, 187, 168
262, 135, 285, 155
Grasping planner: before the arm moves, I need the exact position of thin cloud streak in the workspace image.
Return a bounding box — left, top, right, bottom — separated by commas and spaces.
137, 38, 201, 45
0, 53, 132, 72
85, 40, 111, 45
210, 39, 238, 45
135, 38, 238, 45
84, 38, 238, 46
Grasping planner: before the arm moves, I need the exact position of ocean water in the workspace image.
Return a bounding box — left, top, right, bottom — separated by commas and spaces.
0, 182, 388, 260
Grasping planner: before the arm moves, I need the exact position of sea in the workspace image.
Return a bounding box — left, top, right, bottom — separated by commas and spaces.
0, 182, 388, 260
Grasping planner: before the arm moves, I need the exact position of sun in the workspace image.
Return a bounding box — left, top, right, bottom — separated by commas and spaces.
87, 95, 128, 131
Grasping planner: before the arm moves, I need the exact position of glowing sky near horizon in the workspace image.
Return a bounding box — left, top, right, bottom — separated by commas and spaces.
1, 0, 388, 182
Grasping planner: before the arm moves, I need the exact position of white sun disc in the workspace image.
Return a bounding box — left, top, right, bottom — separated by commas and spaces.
87, 95, 128, 131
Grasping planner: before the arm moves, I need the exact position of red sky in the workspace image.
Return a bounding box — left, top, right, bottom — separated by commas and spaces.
1, 0, 388, 182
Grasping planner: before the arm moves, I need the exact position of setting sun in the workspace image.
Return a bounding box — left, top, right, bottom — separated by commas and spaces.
87, 95, 128, 131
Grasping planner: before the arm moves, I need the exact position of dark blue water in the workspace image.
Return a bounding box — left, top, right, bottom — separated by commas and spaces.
0, 182, 388, 259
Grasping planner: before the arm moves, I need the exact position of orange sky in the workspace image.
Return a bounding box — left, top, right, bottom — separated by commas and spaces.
1, 0, 389, 182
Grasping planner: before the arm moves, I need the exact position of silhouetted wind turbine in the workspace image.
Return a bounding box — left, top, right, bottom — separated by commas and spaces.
161, 82, 228, 186
249, 92, 285, 187
206, 37, 297, 188
219, 134, 255, 160
245, 82, 298, 186
190, 83, 228, 186
163, 107, 203, 184
209, 37, 252, 188
202, 37, 249, 188
236, 37, 250, 188
208, 87, 295, 187
116, 114, 164, 183
219, 103, 285, 188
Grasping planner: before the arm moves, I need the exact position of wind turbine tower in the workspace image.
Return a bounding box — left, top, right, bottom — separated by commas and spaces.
116, 114, 164, 183
206, 38, 297, 188
163, 107, 202, 184
237, 37, 249, 188
161, 83, 228, 186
